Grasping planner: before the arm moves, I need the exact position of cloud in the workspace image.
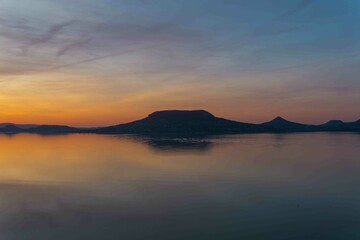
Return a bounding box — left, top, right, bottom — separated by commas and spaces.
0, 16, 33, 30
93, 21, 202, 44
0, 44, 160, 78
22, 20, 76, 54
57, 35, 92, 57
49, 44, 161, 71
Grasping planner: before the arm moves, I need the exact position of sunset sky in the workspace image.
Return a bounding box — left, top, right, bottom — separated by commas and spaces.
0, 0, 359, 127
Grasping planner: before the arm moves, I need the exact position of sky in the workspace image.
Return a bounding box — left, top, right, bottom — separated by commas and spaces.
0, 0, 359, 127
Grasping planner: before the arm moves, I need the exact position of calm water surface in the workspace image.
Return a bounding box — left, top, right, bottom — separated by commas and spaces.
0, 133, 360, 239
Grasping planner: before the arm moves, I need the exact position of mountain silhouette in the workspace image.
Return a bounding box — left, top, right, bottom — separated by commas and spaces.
1, 110, 359, 135
148, 110, 215, 120
321, 120, 346, 126
262, 116, 309, 131
0, 124, 24, 134
94, 110, 269, 135
320, 120, 345, 127
28, 125, 78, 134
0, 123, 38, 130
352, 119, 360, 126
317, 119, 359, 131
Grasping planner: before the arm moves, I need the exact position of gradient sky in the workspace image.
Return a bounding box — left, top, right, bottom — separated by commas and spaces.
0, 0, 359, 126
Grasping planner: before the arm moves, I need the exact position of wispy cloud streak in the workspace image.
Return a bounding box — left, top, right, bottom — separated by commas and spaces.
57, 35, 92, 57
49, 44, 161, 71
22, 20, 76, 54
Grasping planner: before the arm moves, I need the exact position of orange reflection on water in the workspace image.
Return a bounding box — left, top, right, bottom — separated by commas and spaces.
1, 133, 359, 186
0, 134, 218, 184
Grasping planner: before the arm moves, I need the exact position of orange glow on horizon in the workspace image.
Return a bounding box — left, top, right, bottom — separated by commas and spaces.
0, 72, 358, 127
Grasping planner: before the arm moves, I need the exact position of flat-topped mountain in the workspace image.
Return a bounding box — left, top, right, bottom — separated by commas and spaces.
262, 116, 309, 131
147, 110, 215, 121
94, 110, 268, 135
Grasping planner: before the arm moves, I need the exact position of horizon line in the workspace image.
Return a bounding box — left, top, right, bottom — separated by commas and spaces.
0, 109, 359, 129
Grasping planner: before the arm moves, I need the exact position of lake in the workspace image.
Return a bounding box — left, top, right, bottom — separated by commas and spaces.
0, 133, 359, 239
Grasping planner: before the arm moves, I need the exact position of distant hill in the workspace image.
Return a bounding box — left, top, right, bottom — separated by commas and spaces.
317, 120, 360, 131
0, 110, 359, 135
0, 123, 77, 134
0, 123, 38, 130
28, 125, 78, 134
320, 120, 345, 127
0, 124, 24, 134
351, 119, 360, 126
262, 116, 310, 131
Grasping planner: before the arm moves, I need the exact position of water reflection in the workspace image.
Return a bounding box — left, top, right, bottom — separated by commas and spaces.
127, 136, 214, 153
0, 133, 359, 239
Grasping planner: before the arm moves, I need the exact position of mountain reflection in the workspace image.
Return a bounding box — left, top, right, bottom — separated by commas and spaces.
113, 135, 214, 153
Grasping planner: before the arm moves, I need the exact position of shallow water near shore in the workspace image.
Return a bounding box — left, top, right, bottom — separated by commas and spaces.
0, 133, 359, 239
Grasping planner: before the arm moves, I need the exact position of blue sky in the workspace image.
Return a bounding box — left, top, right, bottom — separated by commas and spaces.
0, 0, 359, 126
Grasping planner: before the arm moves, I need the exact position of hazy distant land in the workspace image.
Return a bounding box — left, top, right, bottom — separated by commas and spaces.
0, 110, 359, 135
